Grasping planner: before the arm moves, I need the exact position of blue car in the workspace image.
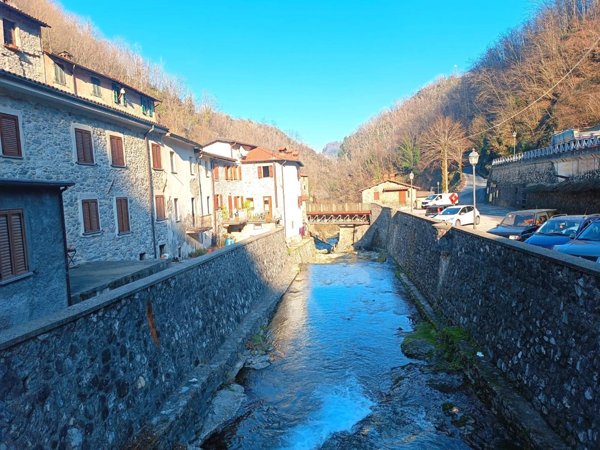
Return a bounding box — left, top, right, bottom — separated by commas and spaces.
554, 218, 600, 263
524, 215, 599, 249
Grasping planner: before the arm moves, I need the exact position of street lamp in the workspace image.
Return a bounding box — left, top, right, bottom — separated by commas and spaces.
409, 171, 414, 212
436, 181, 440, 194
512, 130, 517, 156
468, 148, 480, 230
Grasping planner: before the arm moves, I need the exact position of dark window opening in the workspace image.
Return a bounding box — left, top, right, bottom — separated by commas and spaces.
3, 20, 16, 47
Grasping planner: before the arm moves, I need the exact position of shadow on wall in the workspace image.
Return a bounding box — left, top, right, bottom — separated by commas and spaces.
0, 229, 297, 449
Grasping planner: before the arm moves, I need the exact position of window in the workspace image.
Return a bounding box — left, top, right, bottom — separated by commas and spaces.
0, 113, 22, 157
257, 165, 273, 178
81, 199, 100, 234
151, 143, 162, 169
212, 162, 219, 180
205, 160, 210, 177
112, 83, 126, 105
206, 196, 211, 214
54, 62, 66, 85
109, 135, 125, 167
155, 195, 166, 221
91, 77, 102, 97
173, 198, 180, 222
0, 209, 28, 281
189, 157, 194, 175
170, 151, 176, 173
191, 198, 196, 226
374, 191, 380, 201
115, 197, 130, 234
3, 20, 16, 47
74, 128, 94, 164
141, 96, 154, 117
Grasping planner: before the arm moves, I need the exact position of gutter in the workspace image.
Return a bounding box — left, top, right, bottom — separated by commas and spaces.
144, 125, 157, 259
59, 185, 72, 305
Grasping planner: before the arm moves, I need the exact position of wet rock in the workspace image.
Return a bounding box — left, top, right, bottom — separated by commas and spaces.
197, 384, 247, 444
244, 354, 271, 370
401, 338, 436, 360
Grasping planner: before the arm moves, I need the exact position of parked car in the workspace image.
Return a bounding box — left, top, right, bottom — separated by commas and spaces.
524, 214, 600, 249
421, 193, 459, 208
553, 218, 600, 263
425, 204, 451, 217
433, 205, 480, 226
488, 209, 557, 241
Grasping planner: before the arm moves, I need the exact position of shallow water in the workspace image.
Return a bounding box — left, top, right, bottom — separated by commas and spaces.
204, 257, 507, 449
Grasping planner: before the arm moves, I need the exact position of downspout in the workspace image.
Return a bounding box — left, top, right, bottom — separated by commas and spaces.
281, 161, 287, 238
59, 185, 72, 305
144, 125, 157, 258
272, 162, 278, 208
71, 63, 78, 97
195, 149, 203, 215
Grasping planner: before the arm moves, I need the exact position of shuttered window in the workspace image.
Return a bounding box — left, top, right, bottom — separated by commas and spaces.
3, 20, 16, 46
173, 198, 180, 221
109, 135, 125, 167
0, 210, 28, 281
75, 128, 94, 164
82, 199, 100, 234
212, 164, 219, 180
258, 165, 273, 178
91, 77, 102, 97
0, 113, 22, 158
155, 195, 166, 221
151, 143, 162, 169
54, 62, 66, 85
116, 197, 130, 234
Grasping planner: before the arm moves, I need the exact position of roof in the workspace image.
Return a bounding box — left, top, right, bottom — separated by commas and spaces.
0, 179, 73, 189
0, 2, 50, 28
360, 179, 418, 192
200, 150, 237, 163
203, 139, 258, 149
164, 132, 202, 149
45, 52, 160, 102
0, 69, 168, 132
242, 146, 303, 166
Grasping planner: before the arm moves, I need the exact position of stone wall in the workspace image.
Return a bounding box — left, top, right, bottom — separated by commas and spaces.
360, 209, 600, 449
0, 229, 298, 449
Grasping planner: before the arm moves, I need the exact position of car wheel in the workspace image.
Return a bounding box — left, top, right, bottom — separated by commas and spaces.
455, 219, 461, 226
475, 216, 480, 225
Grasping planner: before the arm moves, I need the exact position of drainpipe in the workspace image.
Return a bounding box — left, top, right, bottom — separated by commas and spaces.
59, 185, 72, 305
144, 125, 157, 259
281, 161, 287, 238
195, 148, 203, 215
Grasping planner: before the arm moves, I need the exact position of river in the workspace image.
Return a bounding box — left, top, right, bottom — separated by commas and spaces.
202, 255, 515, 449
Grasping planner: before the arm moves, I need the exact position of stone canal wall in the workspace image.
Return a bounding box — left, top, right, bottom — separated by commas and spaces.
359, 209, 600, 449
0, 229, 305, 449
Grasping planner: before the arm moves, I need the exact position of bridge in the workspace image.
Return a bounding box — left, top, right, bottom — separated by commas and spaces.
306, 202, 371, 225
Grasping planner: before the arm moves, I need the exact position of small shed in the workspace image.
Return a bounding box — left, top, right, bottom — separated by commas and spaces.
361, 180, 419, 207
0, 179, 73, 331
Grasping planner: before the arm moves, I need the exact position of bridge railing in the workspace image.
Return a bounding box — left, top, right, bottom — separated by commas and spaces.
306, 203, 371, 214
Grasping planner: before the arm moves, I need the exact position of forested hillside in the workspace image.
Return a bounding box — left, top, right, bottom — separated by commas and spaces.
340, 0, 600, 195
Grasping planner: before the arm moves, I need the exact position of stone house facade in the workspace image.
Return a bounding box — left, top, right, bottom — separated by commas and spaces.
0, 179, 72, 331
361, 180, 418, 207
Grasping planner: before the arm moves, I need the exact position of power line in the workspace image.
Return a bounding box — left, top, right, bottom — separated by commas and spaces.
463, 33, 600, 142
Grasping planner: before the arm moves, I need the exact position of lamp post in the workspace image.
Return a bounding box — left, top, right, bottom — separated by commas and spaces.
409, 171, 414, 212
437, 181, 440, 194
512, 131, 517, 156
468, 148, 480, 230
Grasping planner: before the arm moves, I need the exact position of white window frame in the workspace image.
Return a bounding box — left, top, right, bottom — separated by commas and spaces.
170, 151, 177, 173
0, 106, 25, 158
106, 131, 127, 168
71, 123, 96, 165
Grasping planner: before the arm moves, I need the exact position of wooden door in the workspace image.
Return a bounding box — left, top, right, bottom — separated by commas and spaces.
263, 196, 272, 221
399, 191, 407, 205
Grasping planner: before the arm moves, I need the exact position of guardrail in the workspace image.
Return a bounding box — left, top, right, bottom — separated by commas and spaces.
491, 136, 600, 167
306, 202, 371, 213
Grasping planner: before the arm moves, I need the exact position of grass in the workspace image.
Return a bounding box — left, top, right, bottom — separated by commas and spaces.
188, 247, 208, 258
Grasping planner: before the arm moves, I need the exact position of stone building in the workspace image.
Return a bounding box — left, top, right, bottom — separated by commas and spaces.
0, 179, 72, 331
361, 179, 418, 208
0, 4, 168, 264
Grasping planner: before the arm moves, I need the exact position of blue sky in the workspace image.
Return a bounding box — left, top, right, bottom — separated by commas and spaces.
60, 0, 534, 151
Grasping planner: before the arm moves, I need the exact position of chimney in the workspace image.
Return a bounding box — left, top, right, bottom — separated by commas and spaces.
58, 51, 74, 61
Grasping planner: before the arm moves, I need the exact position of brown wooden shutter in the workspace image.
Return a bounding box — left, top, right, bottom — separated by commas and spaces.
116, 197, 130, 233
10, 213, 27, 275
268, 165, 274, 177
213, 165, 219, 180
0, 113, 22, 157
228, 196, 233, 214
374, 191, 380, 200
82, 200, 100, 233
75, 129, 94, 164
110, 136, 125, 167
155, 195, 165, 220
151, 143, 162, 169
0, 214, 13, 279
258, 166, 263, 178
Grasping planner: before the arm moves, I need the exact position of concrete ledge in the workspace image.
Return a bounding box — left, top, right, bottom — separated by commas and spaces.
397, 270, 569, 450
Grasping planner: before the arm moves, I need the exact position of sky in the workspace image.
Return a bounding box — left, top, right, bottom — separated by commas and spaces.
60, 0, 535, 151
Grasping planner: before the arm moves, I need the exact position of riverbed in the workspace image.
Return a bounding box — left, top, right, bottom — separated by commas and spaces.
202, 255, 515, 449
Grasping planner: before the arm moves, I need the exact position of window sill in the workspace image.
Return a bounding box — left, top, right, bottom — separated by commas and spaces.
76, 162, 97, 166
111, 164, 127, 169
82, 230, 102, 237
1, 154, 23, 159
0, 271, 33, 286
117, 231, 132, 237
4, 44, 21, 53
156, 218, 167, 222
152, 167, 164, 171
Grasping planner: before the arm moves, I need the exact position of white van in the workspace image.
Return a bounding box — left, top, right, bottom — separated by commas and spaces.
421, 193, 459, 208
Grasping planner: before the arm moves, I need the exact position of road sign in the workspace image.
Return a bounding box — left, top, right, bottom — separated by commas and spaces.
449, 193, 459, 204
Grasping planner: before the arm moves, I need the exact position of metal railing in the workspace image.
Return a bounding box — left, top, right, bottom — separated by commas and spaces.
491, 136, 600, 167
306, 203, 371, 213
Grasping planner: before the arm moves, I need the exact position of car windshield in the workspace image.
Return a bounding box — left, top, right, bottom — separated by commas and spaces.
500, 213, 535, 227
440, 207, 461, 215
425, 195, 437, 200
576, 222, 600, 241
536, 218, 581, 236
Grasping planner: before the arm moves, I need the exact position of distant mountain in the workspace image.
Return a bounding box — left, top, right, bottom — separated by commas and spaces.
322, 141, 341, 158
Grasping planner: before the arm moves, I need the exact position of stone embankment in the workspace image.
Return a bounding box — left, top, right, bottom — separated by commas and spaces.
0, 229, 315, 449
358, 205, 600, 449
